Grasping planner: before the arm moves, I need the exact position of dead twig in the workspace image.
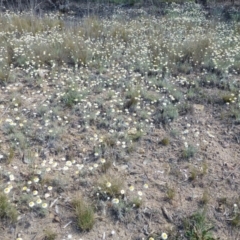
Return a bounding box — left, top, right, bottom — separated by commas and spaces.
161, 206, 173, 223
63, 220, 72, 229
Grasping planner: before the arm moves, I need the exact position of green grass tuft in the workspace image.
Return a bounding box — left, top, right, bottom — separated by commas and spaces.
0, 193, 18, 224
72, 194, 95, 231
43, 228, 58, 240
183, 210, 215, 240
182, 145, 197, 159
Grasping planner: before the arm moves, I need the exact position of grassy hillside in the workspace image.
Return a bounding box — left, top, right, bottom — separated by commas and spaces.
0, 2, 240, 239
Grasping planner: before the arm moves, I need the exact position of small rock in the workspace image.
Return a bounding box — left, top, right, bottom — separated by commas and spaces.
206, 131, 215, 138
162, 223, 175, 232
138, 148, 145, 154
143, 160, 149, 165
216, 203, 225, 213
17, 233, 22, 238
22, 156, 32, 164
0, 154, 7, 162
194, 132, 200, 138
45, 193, 50, 199
120, 164, 128, 170
53, 215, 61, 223
128, 128, 137, 135
193, 104, 204, 111
182, 129, 189, 135
38, 69, 49, 78
221, 142, 229, 148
